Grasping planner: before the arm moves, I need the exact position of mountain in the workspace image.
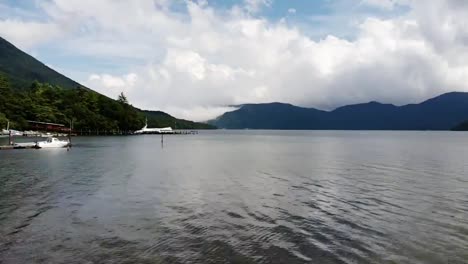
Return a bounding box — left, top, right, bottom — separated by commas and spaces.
0, 36, 214, 130
143, 110, 215, 129
0, 36, 80, 90
212, 103, 328, 129
211, 92, 468, 130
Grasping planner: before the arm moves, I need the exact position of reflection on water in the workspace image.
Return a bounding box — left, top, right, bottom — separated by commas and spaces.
1, 131, 468, 263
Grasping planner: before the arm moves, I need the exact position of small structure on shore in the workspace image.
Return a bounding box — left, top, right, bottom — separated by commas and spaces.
0, 120, 72, 150
27, 121, 71, 133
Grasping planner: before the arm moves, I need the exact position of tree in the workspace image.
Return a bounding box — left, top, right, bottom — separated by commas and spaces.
0, 112, 8, 129
0, 73, 211, 133
0, 71, 12, 104
117, 92, 128, 105
0, 71, 10, 91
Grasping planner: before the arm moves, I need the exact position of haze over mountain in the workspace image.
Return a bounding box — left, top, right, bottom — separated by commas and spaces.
210, 92, 468, 130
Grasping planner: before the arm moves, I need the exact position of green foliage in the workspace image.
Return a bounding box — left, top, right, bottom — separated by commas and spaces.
0, 78, 145, 132
0, 36, 216, 132
0, 76, 215, 131
0, 112, 8, 129
117, 92, 128, 104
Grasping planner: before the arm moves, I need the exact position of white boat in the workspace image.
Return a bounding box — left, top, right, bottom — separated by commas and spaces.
23, 130, 41, 137
134, 119, 174, 134
13, 142, 38, 148
1, 122, 23, 136
2, 129, 23, 136
40, 132, 52, 138
0, 121, 9, 136
36, 137, 70, 148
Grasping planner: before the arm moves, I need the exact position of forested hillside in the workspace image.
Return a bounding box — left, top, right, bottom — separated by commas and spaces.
0, 72, 143, 132
211, 92, 468, 130
0, 36, 79, 90
0, 36, 215, 131
0, 72, 215, 132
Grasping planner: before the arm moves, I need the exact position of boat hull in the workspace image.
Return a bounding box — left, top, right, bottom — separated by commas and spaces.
36, 142, 70, 148
36, 137, 70, 148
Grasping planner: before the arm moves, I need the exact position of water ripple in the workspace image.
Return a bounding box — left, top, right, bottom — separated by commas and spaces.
1, 132, 468, 263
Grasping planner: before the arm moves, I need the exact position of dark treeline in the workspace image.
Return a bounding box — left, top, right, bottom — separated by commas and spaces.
452, 121, 468, 131
0, 71, 143, 132
0, 72, 215, 132
0, 34, 215, 132
0, 72, 130, 132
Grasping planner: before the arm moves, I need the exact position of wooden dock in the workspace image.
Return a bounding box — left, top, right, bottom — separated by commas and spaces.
133, 130, 198, 135
0, 145, 38, 150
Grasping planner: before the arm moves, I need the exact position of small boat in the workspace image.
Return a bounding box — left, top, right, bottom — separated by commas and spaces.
134, 118, 174, 134
40, 132, 53, 138
23, 130, 41, 137
36, 137, 70, 148
4, 129, 23, 136
12, 142, 38, 149
1, 122, 23, 136
0, 121, 9, 137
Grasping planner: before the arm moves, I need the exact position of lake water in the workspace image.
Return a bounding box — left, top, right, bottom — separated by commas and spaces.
0, 131, 467, 264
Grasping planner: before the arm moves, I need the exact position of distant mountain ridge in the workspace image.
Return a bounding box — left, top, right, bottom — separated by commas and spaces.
210, 92, 468, 130
143, 110, 214, 129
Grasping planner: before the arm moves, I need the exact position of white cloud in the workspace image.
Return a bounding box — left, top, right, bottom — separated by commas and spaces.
288, 8, 296, 14
87, 73, 138, 94
1, 0, 468, 121
244, 0, 272, 13
0, 19, 61, 49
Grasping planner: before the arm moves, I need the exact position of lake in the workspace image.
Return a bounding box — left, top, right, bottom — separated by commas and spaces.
0, 131, 467, 263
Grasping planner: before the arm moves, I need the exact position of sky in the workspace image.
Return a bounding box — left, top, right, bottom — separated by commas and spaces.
1, 0, 468, 121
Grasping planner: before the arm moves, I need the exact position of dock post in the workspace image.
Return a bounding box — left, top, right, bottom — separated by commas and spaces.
68, 120, 72, 147
9, 129, 12, 145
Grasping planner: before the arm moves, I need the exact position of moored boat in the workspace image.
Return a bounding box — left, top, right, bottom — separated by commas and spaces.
13, 142, 38, 148
36, 137, 70, 148
1, 122, 23, 136
134, 119, 174, 134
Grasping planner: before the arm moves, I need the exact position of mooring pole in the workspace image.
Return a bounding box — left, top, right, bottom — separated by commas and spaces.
8, 129, 12, 145
68, 119, 72, 147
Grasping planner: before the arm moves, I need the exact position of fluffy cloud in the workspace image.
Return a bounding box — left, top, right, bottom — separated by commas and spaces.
88, 73, 138, 90
0, 19, 61, 49
1, 0, 468, 121
244, 0, 272, 14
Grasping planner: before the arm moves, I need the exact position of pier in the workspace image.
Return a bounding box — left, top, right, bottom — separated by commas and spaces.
0, 145, 38, 150
0, 130, 200, 150
132, 130, 198, 135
